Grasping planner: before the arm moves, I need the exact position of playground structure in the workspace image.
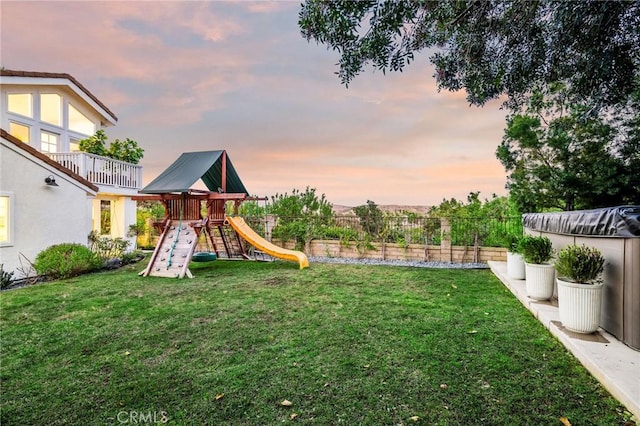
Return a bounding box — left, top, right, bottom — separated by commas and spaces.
134, 150, 309, 278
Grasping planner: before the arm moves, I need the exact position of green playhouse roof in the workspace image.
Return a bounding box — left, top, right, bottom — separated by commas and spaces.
140, 150, 249, 195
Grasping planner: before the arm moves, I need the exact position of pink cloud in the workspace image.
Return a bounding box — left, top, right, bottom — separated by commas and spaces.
1, 1, 511, 207
242, 1, 296, 14
2, 1, 258, 125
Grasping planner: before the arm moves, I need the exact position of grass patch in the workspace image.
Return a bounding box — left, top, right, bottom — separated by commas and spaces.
0, 260, 634, 425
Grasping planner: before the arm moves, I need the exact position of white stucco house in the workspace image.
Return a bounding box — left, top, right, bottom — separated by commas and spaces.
0, 70, 141, 277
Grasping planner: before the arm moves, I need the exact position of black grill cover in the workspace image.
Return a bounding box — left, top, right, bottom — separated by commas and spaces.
522, 206, 640, 237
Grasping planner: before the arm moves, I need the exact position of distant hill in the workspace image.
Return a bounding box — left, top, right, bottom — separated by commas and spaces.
332, 205, 431, 215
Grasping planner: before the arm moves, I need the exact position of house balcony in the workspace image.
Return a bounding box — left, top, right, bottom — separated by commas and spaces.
47, 152, 142, 195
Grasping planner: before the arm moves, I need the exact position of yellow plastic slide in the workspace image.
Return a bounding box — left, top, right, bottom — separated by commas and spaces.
226, 216, 309, 269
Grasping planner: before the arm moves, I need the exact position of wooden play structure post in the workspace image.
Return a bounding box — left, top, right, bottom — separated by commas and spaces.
221, 150, 227, 193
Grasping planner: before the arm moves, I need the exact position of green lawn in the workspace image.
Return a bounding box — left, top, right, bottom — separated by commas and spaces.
0, 260, 634, 425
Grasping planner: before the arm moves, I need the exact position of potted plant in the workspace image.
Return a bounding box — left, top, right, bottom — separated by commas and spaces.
555, 244, 605, 334
518, 235, 555, 300
503, 233, 525, 280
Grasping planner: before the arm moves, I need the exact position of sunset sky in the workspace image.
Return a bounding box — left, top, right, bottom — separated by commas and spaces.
1, 1, 510, 207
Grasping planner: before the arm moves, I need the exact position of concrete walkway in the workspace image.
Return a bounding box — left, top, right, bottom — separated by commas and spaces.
488, 261, 640, 421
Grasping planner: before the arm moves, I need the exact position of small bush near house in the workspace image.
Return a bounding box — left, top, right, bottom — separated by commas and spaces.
0, 264, 14, 289
34, 243, 103, 279
88, 231, 130, 261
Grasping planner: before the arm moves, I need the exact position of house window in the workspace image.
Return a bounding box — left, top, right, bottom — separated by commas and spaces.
40, 130, 59, 153
7, 93, 32, 117
100, 200, 111, 235
8, 122, 30, 143
69, 103, 95, 135
40, 93, 62, 126
0, 193, 13, 246
70, 138, 81, 152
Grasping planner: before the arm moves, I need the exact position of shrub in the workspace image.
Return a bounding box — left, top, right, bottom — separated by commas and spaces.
500, 233, 523, 253
1, 264, 14, 289
269, 187, 334, 250
518, 236, 553, 264
353, 200, 384, 237
79, 130, 144, 164
320, 225, 358, 242
408, 227, 427, 245
555, 244, 605, 284
34, 243, 103, 279
121, 250, 144, 265
88, 231, 130, 261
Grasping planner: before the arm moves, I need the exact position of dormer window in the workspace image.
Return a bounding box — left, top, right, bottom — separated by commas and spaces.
4, 90, 99, 152
69, 103, 95, 135
40, 93, 62, 126
2, 71, 117, 155
7, 93, 32, 118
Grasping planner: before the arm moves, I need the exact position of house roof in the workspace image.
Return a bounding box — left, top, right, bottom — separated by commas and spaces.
0, 69, 118, 123
0, 128, 99, 193
140, 150, 249, 195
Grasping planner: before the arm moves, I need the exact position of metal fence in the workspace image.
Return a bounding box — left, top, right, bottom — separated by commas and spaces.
243, 215, 523, 248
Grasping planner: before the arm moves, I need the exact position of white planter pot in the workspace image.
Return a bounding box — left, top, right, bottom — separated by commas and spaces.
506, 252, 525, 279
557, 278, 604, 334
524, 263, 555, 300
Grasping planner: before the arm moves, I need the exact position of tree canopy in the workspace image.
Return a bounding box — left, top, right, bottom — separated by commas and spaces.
496, 86, 640, 212
299, 0, 640, 110
300, 1, 640, 212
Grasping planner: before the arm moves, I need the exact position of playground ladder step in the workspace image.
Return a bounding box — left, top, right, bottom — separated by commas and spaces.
210, 226, 244, 258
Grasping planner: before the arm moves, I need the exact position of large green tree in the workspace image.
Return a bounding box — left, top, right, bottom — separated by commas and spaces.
299, 0, 639, 110
496, 86, 640, 212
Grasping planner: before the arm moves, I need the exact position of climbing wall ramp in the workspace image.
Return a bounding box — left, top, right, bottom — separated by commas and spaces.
140, 220, 201, 278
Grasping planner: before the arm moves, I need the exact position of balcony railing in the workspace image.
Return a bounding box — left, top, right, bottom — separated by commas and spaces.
47, 152, 142, 190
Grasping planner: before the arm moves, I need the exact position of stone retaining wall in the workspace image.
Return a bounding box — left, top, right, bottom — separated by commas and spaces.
146, 237, 507, 264
279, 240, 506, 263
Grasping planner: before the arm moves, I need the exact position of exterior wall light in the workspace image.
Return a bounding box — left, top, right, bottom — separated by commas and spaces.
45, 175, 59, 186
